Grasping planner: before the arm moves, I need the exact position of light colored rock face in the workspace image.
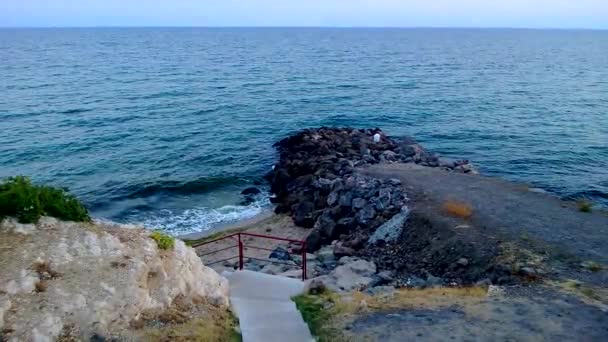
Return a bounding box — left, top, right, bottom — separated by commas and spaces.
307, 257, 377, 293
368, 206, 410, 244
0, 217, 229, 341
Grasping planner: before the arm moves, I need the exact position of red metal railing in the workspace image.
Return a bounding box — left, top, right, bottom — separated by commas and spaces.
192, 232, 308, 281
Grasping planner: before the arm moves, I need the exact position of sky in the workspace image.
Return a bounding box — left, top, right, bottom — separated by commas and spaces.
1, 0, 607, 29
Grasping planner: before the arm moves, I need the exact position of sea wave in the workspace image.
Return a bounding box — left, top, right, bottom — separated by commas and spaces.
105, 176, 251, 202
132, 194, 271, 236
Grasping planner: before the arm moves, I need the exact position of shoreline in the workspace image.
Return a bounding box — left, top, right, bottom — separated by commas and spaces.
177, 208, 275, 241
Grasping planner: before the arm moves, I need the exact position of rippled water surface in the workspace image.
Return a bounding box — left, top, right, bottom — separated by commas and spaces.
1, 28, 607, 234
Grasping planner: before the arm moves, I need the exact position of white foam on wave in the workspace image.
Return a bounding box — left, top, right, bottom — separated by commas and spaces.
137, 195, 271, 236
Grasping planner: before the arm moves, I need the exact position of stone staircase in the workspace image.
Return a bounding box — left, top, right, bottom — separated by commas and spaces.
224, 270, 313, 342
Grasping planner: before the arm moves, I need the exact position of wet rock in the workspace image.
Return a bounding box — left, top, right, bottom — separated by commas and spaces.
241, 187, 261, 195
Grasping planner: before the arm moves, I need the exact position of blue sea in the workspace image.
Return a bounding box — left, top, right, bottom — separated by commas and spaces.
1, 28, 607, 235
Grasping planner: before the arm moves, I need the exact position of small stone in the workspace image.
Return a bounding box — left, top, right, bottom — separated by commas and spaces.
457, 258, 469, 266
268, 247, 290, 261
352, 198, 367, 209
407, 276, 426, 288
388, 178, 402, 186
306, 278, 327, 295
426, 275, 443, 287
333, 244, 355, 258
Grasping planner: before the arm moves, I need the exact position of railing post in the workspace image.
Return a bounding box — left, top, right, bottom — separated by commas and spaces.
302, 241, 307, 281
238, 233, 244, 270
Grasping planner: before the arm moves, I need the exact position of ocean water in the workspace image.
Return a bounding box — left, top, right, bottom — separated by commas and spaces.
1, 28, 607, 235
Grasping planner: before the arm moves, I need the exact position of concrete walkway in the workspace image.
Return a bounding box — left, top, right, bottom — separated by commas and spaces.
224, 270, 313, 342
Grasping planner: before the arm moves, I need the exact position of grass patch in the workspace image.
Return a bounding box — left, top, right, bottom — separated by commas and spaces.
443, 201, 473, 219
0, 176, 90, 224
294, 287, 488, 341
293, 292, 343, 342
151, 231, 175, 250
577, 200, 593, 213
141, 305, 241, 342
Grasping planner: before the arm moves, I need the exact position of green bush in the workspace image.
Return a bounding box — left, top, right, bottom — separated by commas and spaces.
0, 176, 90, 224
150, 231, 175, 250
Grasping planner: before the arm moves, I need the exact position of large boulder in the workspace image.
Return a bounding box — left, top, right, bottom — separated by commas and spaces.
293, 201, 315, 228
0, 217, 229, 341
307, 257, 377, 292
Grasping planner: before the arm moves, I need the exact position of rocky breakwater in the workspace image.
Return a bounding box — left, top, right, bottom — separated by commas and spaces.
0, 217, 229, 341
265, 128, 476, 255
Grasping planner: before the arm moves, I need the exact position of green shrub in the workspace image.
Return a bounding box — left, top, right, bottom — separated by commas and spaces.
0, 176, 90, 224
150, 231, 175, 250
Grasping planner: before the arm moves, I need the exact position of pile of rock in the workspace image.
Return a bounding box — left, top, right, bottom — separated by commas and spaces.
265, 128, 475, 254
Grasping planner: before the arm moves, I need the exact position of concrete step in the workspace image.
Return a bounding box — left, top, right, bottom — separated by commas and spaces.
225, 270, 313, 342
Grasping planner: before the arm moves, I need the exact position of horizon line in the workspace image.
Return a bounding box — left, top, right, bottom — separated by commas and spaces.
0, 25, 607, 31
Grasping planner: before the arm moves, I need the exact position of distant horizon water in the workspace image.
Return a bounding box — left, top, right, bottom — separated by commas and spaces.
1, 27, 606, 235
1, 26, 608, 30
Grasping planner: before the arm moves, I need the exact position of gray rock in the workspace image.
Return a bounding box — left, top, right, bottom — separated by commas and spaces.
438, 158, 456, 168
381, 150, 398, 162
377, 270, 395, 283
315, 212, 337, 239
314, 178, 335, 191
388, 178, 402, 186
336, 217, 357, 235
316, 246, 336, 264
268, 247, 290, 261
261, 263, 289, 275
426, 275, 443, 287
365, 285, 396, 297
326, 191, 339, 206
305, 278, 327, 295
333, 244, 356, 258
352, 198, 367, 209
305, 228, 323, 252
407, 276, 426, 288
456, 258, 469, 266
339, 192, 353, 207
356, 204, 376, 224
294, 201, 315, 228
368, 206, 410, 244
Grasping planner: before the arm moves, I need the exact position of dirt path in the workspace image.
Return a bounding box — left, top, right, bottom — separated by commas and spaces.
359, 163, 608, 265
344, 163, 608, 341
